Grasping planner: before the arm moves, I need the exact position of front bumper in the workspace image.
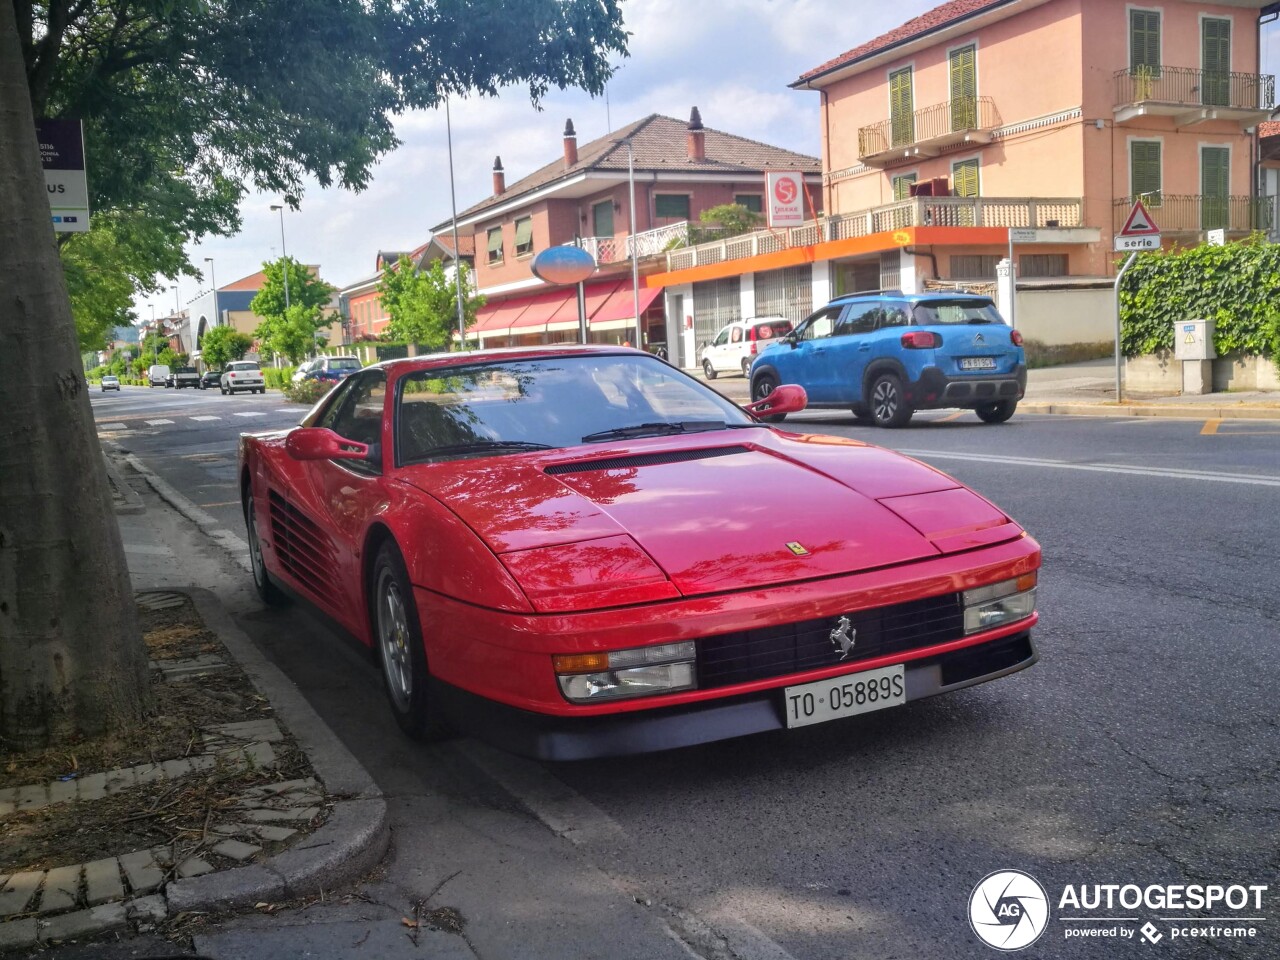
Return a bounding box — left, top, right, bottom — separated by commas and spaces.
909, 364, 1026, 409
434, 630, 1037, 760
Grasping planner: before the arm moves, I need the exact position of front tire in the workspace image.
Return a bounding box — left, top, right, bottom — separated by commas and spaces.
371, 542, 451, 741
975, 399, 1017, 424
702, 359, 718, 380
870, 373, 913, 428
750, 372, 787, 423
850, 403, 874, 425
244, 496, 287, 606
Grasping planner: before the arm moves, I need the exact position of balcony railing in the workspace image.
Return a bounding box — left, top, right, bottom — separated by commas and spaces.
858, 97, 999, 165
1114, 65, 1274, 119
1112, 194, 1275, 234
666, 197, 1084, 272
579, 220, 690, 264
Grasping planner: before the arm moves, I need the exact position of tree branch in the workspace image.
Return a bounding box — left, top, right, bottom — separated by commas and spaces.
27, 0, 73, 114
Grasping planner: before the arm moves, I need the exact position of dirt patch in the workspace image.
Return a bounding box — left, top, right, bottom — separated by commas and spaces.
0, 594, 320, 875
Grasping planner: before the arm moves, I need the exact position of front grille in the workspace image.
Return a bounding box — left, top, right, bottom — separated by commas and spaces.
546, 446, 748, 475
697, 593, 964, 689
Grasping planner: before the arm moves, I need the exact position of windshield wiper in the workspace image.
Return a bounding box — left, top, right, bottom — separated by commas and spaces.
581, 420, 749, 443
408, 440, 553, 461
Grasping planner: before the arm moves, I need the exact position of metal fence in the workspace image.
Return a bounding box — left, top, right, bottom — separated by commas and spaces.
579, 220, 691, 265
1113, 66, 1274, 110
858, 97, 999, 157
1112, 195, 1276, 233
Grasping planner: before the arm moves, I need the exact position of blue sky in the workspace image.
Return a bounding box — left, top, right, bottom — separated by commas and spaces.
138, 0, 1280, 320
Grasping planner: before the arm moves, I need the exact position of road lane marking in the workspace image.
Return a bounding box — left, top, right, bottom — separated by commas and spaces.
934, 411, 967, 423
897, 449, 1280, 487
1201, 419, 1222, 435
190, 415, 221, 421
145, 419, 174, 426
97, 422, 128, 430
199, 501, 242, 508
233, 411, 267, 417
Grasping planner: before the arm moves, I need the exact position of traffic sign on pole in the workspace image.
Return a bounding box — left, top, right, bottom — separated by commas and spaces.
1119, 200, 1160, 236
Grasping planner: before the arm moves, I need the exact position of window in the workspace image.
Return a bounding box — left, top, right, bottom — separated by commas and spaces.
1131, 140, 1162, 205
1202, 18, 1231, 107
1130, 9, 1161, 76
951, 159, 979, 198
892, 173, 917, 201
1201, 146, 1230, 230
889, 67, 915, 147
1020, 254, 1069, 279
591, 200, 614, 238
754, 264, 814, 323
324, 371, 386, 452
949, 45, 977, 130
734, 194, 763, 213
486, 226, 503, 264
797, 305, 842, 341
730, 326, 743, 343
951, 255, 1001, 278
835, 305, 882, 337
655, 195, 691, 220
514, 217, 533, 258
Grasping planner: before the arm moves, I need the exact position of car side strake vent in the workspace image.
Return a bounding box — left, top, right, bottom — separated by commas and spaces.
545, 446, 750, 475
267, 490, 338, 600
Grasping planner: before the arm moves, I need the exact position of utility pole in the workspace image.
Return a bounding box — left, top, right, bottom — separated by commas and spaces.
270, 204, 291, 310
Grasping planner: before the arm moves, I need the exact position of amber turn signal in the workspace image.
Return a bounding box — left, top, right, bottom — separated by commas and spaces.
553, 652, 610, 675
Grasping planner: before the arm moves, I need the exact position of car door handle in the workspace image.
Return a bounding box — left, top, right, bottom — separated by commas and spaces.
858, 343, 870, 351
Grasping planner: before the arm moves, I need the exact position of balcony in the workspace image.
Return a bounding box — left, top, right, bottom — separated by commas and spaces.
857, 97, 999, 168
579, 221, 690, 265
666, 197, 1085, 272
1112, 194, 1275, 235
1113, 66, 1274, 127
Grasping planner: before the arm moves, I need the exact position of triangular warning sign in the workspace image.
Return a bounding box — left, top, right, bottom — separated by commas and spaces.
1120, 200, 1160, 236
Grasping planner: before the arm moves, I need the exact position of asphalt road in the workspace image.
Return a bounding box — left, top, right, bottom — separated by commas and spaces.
93, 383, 1280, 959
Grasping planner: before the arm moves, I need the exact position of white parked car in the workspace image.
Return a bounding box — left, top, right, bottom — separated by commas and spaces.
699, 316, 794, 379
220, 360, 266, 395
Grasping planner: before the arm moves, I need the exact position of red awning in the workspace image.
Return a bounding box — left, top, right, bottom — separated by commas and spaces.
474, 297, 533, 334
547, 281, 623, 327
509, 290, 573, 330
591, 281, 664, 326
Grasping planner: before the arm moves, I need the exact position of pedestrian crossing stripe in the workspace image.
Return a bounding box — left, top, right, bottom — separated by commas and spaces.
98, 422, 128, 430
234, 411, 267, 417
145, 419, 174, 425
190, 415, 221, 421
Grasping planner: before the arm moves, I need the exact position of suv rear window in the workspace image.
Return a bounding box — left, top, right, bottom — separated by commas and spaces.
228, 362, 261, 372
911, 299, 1002, 325
176, 366, 196, 374
329, 358, 361, 371
751, 321, 792, 340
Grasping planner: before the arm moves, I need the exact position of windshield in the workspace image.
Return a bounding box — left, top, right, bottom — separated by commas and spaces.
397, 354, 753, 463
910, 299, 1004, 325
228, 362, 260, 372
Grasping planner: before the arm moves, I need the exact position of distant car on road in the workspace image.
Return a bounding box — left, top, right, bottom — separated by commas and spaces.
100, 375, 120, 391
750, 292, 1026, 428
295, 356, 362, 383
147, 363, 170, 388
201, 370, 223, 390
221, 360, 266, 395
168, 365, 201, 389
699, 317, 793, 380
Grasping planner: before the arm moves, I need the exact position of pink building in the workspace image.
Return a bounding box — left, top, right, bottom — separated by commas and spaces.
650, 0, 1275, 358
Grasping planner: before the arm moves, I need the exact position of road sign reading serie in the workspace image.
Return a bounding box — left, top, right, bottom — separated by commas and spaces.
1114, 199, 1161, 252
37, 118, 90, 233
765, 171, 806, 228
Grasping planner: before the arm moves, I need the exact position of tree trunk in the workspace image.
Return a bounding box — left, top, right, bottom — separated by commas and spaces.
0, 1, 152, 750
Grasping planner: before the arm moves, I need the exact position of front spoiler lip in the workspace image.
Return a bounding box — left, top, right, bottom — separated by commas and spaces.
433, 630, 1038, 761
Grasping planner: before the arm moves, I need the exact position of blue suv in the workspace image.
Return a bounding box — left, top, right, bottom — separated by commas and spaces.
749, 292, 1026, 428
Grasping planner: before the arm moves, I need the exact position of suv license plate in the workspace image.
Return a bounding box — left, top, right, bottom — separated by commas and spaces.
959, 357, 997, 370
784, 665, 906, 728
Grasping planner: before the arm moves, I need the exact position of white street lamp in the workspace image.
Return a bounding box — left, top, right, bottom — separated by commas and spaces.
445, 97, 466, 350
613, 137, 642, 349
203, 257, 218, 326
270, 204, 291, 310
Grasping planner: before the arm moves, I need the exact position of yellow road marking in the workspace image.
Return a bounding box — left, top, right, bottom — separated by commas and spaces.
1200, 419, 1221, 435
935, 411, 968, 423
199, 501, 242, 508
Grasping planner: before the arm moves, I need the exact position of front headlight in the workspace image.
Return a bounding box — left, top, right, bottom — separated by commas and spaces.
963, 573, 1037, 634
554, 641, 697, 703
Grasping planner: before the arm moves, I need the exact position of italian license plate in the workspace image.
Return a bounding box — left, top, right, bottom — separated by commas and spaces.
959, 357, 997, 371
783, 665, 906, 728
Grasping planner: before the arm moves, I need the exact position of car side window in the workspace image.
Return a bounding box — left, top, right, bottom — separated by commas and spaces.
797, 306, 842, 341
730, 327, 743, 344
835, 304, 882, 337
325, 372, 387, 450
712, 328, 729, 346
881, 303, 909, 328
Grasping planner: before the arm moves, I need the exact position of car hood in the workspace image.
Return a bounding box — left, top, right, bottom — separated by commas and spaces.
398, 430, 1021, 597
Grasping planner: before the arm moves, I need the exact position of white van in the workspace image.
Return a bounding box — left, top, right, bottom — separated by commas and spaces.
147, 364, 170, 387
699, 317, 794, 379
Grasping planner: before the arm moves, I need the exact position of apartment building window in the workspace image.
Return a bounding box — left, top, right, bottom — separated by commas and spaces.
1202, 18, 1231, 107
951, 255, 1001, 278
592, 200, 614, 238
1201, 146, 1230, 230
514, 217, 533, 258
655, 194, 691, 220
892, 173, 917, 201
1131, 141, 1162, 205
734, 194, 763, 213
880, 250, 901, 290
1020, 254, 1069, 279
1129, 9, 1161, 76
889, 67, 915, 147
486, 227, 504, 264
949, 45, 977, 130
952, 159, 979, 198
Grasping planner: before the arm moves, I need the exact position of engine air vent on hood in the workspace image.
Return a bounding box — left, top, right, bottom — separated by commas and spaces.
545, 445, 749, 475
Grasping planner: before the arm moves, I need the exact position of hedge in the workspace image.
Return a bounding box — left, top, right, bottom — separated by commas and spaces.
1120, 237, 1280, 366
262, 366, 296, 390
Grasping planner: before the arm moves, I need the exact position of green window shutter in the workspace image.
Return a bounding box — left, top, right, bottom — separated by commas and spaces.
486, 227, 503, 261
949, 45, 977, 130
952, 159, 979, 198
514, 217, 533, 255
655, 195, 690, 219
1130, 141, 1162, 205
892, 173, 917, 201
1201, 147, 1230, 230
592, 200, 614, 237
1202, 18, 1231, 106
1130, 10, 1161, 76
889, 68, 914, 147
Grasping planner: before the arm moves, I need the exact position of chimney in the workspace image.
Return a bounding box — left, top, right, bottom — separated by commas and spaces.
492, 156, 505, 195
687, 106, 705, 162
563, 119, 578, 168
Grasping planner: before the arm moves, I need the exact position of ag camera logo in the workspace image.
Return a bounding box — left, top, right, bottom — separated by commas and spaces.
969, 870, 1050, 951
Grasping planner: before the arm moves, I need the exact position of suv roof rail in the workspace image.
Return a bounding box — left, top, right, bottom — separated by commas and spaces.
834, 288, 903, 299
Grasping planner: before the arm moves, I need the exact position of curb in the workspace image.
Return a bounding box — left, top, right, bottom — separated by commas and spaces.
1019, 401, 1280, 420
103, 455, 144, 515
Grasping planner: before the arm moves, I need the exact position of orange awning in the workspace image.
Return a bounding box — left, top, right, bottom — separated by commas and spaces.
547, 281, 623, 328
591, 281, 664, 326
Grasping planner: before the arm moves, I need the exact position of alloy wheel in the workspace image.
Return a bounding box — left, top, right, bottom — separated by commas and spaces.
377, 571, 413, 713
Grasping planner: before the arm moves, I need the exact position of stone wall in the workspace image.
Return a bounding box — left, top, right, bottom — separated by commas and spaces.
1125, 351, 1280, 394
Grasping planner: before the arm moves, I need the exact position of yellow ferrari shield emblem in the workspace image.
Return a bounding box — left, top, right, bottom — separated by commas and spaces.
785, 542, 810, 557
